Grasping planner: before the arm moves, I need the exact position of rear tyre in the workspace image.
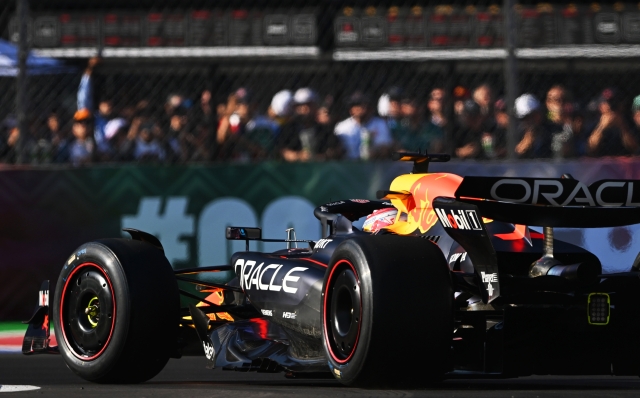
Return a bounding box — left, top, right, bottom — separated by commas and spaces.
322, 235, 453, 388
53, 239, 179, 383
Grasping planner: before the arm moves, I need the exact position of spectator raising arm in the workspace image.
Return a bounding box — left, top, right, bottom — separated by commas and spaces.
515, 129, 535, 156
77, 57, 99, 111
76, 56, 116, 157
587, 112, 615, 153
216, 93, 238, 145
588, 113, 638, 155
588, 88, 638, 156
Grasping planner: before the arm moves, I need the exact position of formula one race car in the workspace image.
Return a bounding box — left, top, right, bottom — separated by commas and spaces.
22, 153, 640, 387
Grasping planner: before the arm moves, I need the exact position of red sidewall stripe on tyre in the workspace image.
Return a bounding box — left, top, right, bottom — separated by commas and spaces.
323, 259, 362, 364
59, 262, 117, 361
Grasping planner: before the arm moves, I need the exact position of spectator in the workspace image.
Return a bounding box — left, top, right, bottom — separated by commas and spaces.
475, 84, 499, 139
378, 86, 403, 130
545, 85, 571, 158
316, 96, 334, 127
176, 106, 210, 162
164, 93, 185, 123
242, 90, 282, 160
587, 88, 638, 157
103, 117, 132, 161
28, 119, 52, 164
195, 90, 214, 127
135, 99, 151, 116
192, 90, 216, 160
279, 88, 316, 162
0, 117, 20, 163
377, 94, 390, 119
387, 87, 403, 123
473, 84, 493, 117
134, 122, 165, 162
487, 99, 507, 159
125, 110, 146, 146
494, 99, 508, 131
69, 109, 95, 166
118, 104, 137, 125
216, 101, 227, 127
392, 94, 444, 153
453, 100, 484, 159
546, 85, 567, 125
217, 88, 279, 161
30, 112, 71, 163
278, 88, 343, 161
564, 102, 590, 158
453, 86, 470, 115
632, 95, 640, 135
77, 56, 116, 158
514, 94, 552, 158
267, 89, 294, 127
427, 88, 449, 130
452, 86, 471, 131
215, 91, 239, 160
105, 118, 134, 162
48, 112, 71, 163
334, 92, 393, 160
165, 106, 190, 162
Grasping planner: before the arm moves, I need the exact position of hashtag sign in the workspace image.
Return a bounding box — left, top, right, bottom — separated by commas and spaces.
121, 197, 194, 265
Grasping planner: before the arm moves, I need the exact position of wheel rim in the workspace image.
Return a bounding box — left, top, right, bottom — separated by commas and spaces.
324, 259, 362, 363
60, 263, 116, 360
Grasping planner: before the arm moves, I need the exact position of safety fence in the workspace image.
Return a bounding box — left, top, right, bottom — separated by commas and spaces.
2, 1, 640, 165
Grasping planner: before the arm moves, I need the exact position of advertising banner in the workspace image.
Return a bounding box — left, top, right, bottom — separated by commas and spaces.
2, 158, 640, 320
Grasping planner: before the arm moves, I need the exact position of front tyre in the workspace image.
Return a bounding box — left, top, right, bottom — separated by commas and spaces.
322, 235, 453, 388
54, 239, 179, 383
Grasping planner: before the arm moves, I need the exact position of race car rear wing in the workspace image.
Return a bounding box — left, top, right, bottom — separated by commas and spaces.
454, 177, 640, 227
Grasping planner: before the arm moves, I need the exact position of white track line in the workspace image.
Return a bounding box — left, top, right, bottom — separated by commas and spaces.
0, 385, 41, 392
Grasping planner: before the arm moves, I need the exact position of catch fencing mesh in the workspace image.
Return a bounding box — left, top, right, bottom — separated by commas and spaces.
2, 0, 640, 165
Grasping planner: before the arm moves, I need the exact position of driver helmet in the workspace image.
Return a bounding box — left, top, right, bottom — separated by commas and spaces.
362, 208, 397, 233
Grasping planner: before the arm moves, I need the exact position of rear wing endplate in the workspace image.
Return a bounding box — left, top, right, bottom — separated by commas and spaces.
433, 197, 499, 304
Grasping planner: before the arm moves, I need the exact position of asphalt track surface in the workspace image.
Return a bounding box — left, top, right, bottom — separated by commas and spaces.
2, 354, 640, 397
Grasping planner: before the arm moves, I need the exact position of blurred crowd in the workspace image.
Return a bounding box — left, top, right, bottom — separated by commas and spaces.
449, 83, 640, 160
2, 57, 640, 166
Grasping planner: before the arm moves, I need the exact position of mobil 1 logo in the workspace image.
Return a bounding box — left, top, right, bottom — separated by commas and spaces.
433, 197, 487, 234
435, 207, 483, 231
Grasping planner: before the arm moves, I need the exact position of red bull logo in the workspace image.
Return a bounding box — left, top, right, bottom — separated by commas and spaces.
406, 174, 463, 233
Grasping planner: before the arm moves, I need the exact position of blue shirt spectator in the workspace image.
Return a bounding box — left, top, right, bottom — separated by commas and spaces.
334, 92, 392, 160
76, 57, 114, 156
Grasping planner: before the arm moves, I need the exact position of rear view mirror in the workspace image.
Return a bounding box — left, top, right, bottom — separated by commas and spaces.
226, 227, 262, 240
